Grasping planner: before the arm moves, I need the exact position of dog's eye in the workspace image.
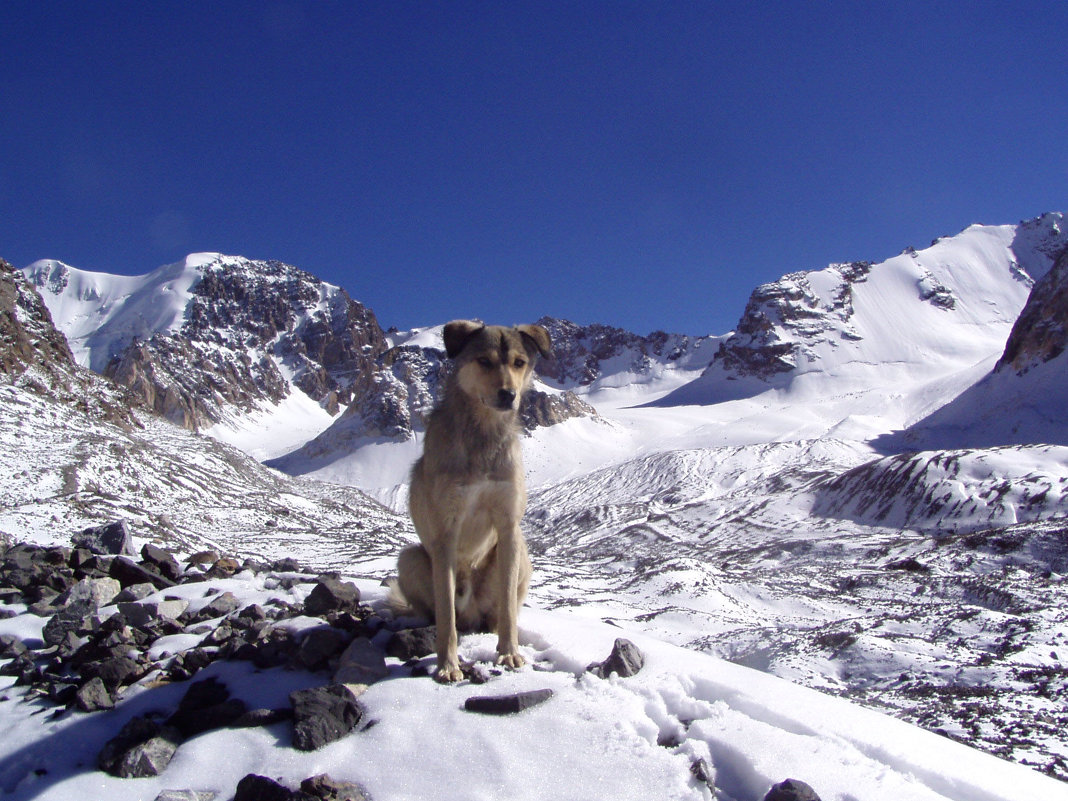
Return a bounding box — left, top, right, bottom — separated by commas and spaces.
513, 358, 526, 368
477, 357, 493, 369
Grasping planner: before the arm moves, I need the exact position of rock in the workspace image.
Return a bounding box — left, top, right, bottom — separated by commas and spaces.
385, 626, 436, 661
764, 778, 822, 801
232, 707, 293, 728
304, 577, 361, 616
109, 555, 177, 590
234, 774, 298, 801
153, 791, 217, 801
89, 655, 144, 690
73, 521, 136, 556
333, 637, 388, 686
42, 599, 95, 646
290, 684, 363, 751
74, 676, 115, 711
166, 676, 248, 737
98, 716, 183, 778
205, 556, 242, 579
193, 591, 242, 621
58, 576, 122, 609
588, 638, 645, 679
114, 582, 157, 602
296, 627, 349, 671
464, 688, 554, 715
141, 543, 183, 581
300, 773, 371, 801
118, 598, 189, 628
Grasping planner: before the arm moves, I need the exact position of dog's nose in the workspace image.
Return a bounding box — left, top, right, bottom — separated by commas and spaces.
497, 388, 517, 409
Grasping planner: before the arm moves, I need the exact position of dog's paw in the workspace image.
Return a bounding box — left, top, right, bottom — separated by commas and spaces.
496, 651, 527, 670
434, 663, 464, 683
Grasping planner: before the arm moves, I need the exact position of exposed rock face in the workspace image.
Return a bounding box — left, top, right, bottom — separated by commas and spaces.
710, 261, 872, 379
997, 246, 1068, 374
0, 258, 76, 378
535, 317, 715, 387
97, 258, 389, 430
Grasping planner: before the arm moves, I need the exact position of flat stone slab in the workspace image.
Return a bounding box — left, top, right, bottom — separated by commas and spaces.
464, 688, 554, 715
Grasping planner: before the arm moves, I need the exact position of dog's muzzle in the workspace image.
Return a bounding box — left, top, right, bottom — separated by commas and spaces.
496, 388, 517, 410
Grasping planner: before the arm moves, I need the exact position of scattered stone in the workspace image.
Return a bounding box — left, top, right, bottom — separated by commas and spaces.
296, 627, 349, 671
304, 577, 360, 616
763, 778, 822, 801
386, 626, 436, 661
114, 582, 157, 602
587, 638, 645, 679
153, 791, 217, 801
290, 684, 363, 751
141, 543, 183, 582
234, 774, 296, 801
119, 598, 190, 628
333, 637, 389, 686
90, 655, 144, 690
73, 521, 136, 556
58, 576, 122, 609
109, 555, 177, 590
300, 773, 371, 801
98, 716, 183, 778
271, 557, 302, 573
205, 556, 242, 579
74, 676, 115, 711
193, 591, 242, 621
42, 599, 95, 646
464, 688, 554, 715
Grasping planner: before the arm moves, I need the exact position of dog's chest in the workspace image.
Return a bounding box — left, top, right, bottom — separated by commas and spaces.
455, 478, 523, 553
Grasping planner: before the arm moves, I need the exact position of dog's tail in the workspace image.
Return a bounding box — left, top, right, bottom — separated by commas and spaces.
385, 578, 415, 617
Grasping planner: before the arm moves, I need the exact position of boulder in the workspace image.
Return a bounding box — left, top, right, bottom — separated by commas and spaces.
587, 638, 645, 679
73, 521, 136, 556
464, 688, 554, 715
290, 684, 363, 751
764, 779, 822, 801
304, 577, 361, 616
98, 716, 183, 778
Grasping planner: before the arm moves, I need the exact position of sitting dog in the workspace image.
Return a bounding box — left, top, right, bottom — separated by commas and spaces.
390, 319, 551, 682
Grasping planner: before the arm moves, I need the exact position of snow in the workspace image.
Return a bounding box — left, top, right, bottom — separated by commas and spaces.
2, 579, 1064, 801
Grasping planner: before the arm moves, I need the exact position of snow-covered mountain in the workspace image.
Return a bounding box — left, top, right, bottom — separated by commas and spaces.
5, 212, 1068, 784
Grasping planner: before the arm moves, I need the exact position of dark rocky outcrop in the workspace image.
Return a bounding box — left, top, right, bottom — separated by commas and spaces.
587, 637, 645, 679
764, 778, 822, 801
997, 245, 1068, 374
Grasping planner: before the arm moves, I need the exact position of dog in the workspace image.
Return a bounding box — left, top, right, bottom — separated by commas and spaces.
390, 319, 551, 682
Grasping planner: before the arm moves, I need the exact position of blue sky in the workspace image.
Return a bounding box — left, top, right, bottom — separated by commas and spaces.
3, 2, 1065, 336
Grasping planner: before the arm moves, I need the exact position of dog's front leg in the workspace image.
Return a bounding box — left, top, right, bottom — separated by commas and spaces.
431, 544, 464, 683
494, 525, 526, 669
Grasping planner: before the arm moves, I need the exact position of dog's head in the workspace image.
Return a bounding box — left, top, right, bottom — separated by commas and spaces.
443, 320, 551, 412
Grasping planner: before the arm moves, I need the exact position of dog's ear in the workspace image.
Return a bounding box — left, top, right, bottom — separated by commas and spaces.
442, 320, 485, 359
516, 324, 552, 359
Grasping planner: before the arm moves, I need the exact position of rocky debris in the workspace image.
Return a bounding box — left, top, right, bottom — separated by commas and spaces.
519, 387, 598, 432
690, 758, 716, 793
464, 688, 554, 715
333, 637, 389, 687
233, 773, 371, 801
290, 684, 364, 751
0, 258, 77, 379
763, 778, 822, 801
587, 638, 645, 679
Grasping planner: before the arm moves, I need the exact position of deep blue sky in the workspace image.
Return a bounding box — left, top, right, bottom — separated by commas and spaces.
3, 2, 1065, 336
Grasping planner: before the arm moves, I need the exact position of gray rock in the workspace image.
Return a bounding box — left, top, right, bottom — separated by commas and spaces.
74, 676, 115, 711
300, 773, 371, 801
109, 555, 176, 590
118, 598, 189, 628
290, 684, 363, 751
297, 627, 349, 671
98, 716, 183, 777
690, 758, 715, 793
153, 791, 217, 801
764, 778, 822, 801
333, 637, 388, 686
386, 626, 436, 661
464, 688, 554, 715
304, 577, 360, 616
42, 599, 95, 646
588, 638, 645, 679
141, 543, 182, 581
193, 591, 242, 621
59, 576, 122, 609
73, 520, 136, 556
114, 582, 157, 602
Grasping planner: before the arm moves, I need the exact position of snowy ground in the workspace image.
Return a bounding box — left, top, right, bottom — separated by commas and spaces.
2, 573, 1065, 801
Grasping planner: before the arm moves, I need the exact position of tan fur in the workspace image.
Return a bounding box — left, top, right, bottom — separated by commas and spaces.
391, 319, 550, 682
